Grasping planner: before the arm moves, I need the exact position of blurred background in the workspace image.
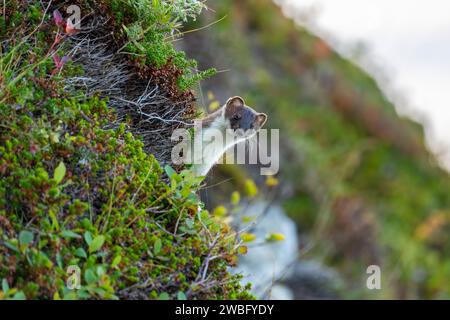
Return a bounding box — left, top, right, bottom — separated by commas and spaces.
281, 0, 450, 171
180, 0, 450, 299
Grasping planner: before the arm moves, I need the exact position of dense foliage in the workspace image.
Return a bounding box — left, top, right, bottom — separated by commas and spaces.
0, 0, 251, 299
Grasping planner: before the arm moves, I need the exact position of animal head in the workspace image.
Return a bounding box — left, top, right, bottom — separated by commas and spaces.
224, 96, 267, 138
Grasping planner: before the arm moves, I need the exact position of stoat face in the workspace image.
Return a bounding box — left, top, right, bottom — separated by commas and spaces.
224, 96, 267, 138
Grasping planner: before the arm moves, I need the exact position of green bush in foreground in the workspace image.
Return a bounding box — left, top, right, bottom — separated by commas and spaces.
0, 96, 250, 299
0, 0, 252, 299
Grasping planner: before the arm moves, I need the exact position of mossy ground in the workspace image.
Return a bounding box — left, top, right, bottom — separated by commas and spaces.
0, 0, 252, 300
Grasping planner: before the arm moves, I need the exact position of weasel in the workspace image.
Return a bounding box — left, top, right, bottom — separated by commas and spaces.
187, 96, 267, 177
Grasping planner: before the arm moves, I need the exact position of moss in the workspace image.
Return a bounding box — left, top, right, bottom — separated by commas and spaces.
0, 0, 252, 300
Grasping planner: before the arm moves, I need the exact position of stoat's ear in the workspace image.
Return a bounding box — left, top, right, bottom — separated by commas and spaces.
225, 96, 245, 110
255, 113, 267, 128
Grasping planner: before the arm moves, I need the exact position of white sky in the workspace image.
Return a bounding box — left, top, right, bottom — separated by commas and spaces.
279, 0, 450, 170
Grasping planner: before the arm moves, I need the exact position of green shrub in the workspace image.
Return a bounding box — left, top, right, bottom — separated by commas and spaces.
0, 0, 252, 300
114, 0, 216, 91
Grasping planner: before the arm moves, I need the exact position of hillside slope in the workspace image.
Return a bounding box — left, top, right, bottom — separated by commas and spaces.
181, 0, 450, 299
0, 0, 251, 300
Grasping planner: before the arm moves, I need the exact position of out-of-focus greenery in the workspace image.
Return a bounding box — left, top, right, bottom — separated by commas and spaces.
185, 0, 450, 299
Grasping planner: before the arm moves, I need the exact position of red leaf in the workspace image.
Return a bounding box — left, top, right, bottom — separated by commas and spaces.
53, 9, 63, 27
52, 54, 61, 67
54, 33, 62, 45
29, 144, 38, 156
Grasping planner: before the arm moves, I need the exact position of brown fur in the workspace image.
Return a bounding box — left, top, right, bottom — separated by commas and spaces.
200, 108, 223, 127
224, 96, 245, 120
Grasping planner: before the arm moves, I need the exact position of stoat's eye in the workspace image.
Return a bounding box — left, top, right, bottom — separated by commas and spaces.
232, 114, 241, 121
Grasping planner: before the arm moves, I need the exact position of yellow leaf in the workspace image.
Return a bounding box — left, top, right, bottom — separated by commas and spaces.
266, 233, 285, 242
237, 245, 248, 255
208, 100, 220, 111
231, 191, 240, 205
241, 216, 255, 223
244, 179, 258, 198
241, 233, 256, 242
265, 175, 279, 188
212, 205, 227, 217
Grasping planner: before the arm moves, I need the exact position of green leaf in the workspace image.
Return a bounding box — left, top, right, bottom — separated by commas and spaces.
4, 241, 19, 253
153, 238, 162, 255
61, 230, 82, 239
96, 266, 105, 276
12, 291, 26, 300
185, 218, 195, 229
55, 252, 62, 268
49, 209, 60, 230
74, 248, 87, 259
19, 230, 33, 246
177, 291, 187, 300
84, 269, 97, 284
198, 209, 212, 226
159, 292, 170, 300
164, 165, 176, 179
54, 161, 66, 184
111, 255, 122, 268
84, 231, 93, 246
2, 279, 9, 292
76, 290, 90, 299
89, 235, 105, 253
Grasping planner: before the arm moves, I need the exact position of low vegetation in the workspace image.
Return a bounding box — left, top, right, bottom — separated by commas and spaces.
0, 0, 251, 300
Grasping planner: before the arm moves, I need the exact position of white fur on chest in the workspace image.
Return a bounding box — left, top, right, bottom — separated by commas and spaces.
190, 112, 250, 177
